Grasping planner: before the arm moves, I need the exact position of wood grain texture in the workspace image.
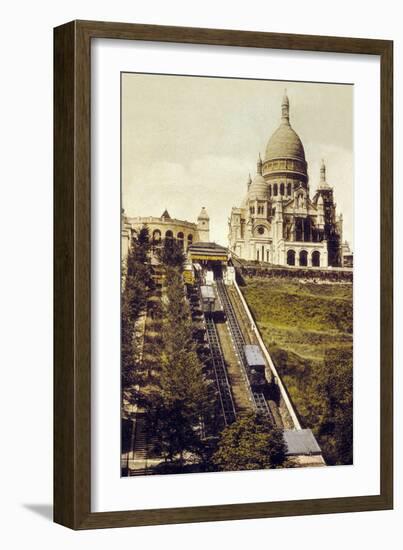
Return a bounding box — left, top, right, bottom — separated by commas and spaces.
54, 21, 76, 528
53, 20, 393, 530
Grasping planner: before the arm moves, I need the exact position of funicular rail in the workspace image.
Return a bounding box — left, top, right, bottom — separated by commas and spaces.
204, 317, 237, 426
215, 280, 274, 424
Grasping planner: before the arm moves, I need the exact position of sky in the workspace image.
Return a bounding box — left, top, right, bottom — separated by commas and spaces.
122, 73, 353, 248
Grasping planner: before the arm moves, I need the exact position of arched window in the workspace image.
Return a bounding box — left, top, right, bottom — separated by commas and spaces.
266, 250, 270, 262
280, 183, 285, 196
177, 231, 184, 249
312, 250, 320, 267
187, 234, 193, 246
287, 250, 296, 266
299, 250, 308, 267
287, 182, 292, 196
273, 183, 278, 196
268, 185, 272, 198
152, 229, 161, 243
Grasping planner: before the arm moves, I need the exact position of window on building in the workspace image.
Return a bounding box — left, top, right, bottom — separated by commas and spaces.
312, 250, 320, 267
177, 231, 184, 249
152, 229, 161, 243
287, 183, 292, 196
280, 183, 285, 196
295, 219, 303, 241
304, 218, 311, 242
273, 183, 278, 196
257, 226, 264, 235
287, 249, 296, 266
268, 185, 272, 197
299, 250, 308, 267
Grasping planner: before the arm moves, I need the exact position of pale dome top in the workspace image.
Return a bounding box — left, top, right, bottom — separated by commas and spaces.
248, 173, 267, 201
264, 92, 306, 162
265, 124, 306, 162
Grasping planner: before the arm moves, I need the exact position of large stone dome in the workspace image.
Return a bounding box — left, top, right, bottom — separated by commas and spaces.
265, 123, 305, 162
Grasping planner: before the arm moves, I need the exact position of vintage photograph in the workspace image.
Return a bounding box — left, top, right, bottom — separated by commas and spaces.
120, 73, 353, 477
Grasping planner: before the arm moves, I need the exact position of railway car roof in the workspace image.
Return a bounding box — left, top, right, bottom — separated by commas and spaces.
200, 285, 215, 300
244, 344, 265, 367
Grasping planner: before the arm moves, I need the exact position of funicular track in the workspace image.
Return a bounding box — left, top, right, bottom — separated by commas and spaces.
205, 317, 236, 426
215, 280, 274, 424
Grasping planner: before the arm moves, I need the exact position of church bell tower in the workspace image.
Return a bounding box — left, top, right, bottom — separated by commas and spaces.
197, 207, 210, 242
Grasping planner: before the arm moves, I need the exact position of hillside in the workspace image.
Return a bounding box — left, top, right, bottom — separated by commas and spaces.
241, 276, 353, 466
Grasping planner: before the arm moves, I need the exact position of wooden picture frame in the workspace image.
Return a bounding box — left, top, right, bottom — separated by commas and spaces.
54, 20, 393, 529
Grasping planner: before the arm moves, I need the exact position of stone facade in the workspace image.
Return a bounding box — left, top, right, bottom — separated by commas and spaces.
122, 207, 210, 259
228, 93, 344, 269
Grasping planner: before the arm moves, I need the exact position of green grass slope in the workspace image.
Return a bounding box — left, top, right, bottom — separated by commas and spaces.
242, 277, 353, 466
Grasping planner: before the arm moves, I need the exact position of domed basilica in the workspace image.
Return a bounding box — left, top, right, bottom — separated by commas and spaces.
228, 92, 344, 268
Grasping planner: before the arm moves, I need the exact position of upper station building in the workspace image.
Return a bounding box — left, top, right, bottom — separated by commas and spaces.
121, 207, 210, 259
228, 92, 345, 268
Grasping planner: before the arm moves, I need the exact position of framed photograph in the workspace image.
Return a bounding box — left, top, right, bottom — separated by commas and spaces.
54, 20, 393, 529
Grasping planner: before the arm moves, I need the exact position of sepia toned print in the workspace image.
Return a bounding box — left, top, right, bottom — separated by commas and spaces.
121, 73, 353, 477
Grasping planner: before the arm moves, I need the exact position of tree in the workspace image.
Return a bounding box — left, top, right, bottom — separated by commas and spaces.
213, 413, 287, 471
147, 396, 204, 464
317, 348, 353, 465
157, 238, 185, 269
147, 265, 214, 468
121, 225, 153, 388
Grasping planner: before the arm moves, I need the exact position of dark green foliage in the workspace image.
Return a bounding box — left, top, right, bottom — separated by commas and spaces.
148, 397, 204, 464
157, 238, 185, 269
270, 344, 353, 466
242, 276, 353, 465
317, 349, 353, 464
213, 413, 287, 471
147, 266, 214, 467
244, 278, 352, 334
121, 225, 153, 388
121, 418, 133, 454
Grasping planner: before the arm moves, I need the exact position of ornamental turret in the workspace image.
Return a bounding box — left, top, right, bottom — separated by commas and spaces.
281, 90, 290, 125
318, 159, 330, 190
197, 207, 210, 242
257, 153, 263, 175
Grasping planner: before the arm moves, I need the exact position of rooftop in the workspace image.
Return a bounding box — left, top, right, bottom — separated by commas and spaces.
283, 429, 322, 456
188, 242, 228, 252
244, 344, 265, 367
